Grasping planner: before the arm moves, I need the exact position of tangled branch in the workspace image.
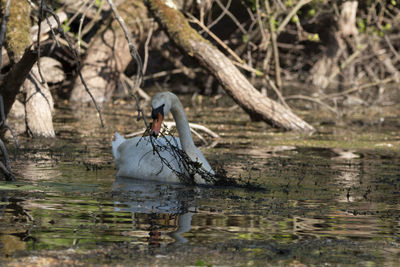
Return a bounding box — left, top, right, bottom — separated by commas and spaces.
147, 130, 217, 185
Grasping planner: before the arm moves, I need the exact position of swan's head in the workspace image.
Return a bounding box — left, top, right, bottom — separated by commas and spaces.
150, 92, 172, 136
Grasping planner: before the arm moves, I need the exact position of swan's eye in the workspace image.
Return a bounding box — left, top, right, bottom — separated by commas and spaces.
151, 104, 165, 120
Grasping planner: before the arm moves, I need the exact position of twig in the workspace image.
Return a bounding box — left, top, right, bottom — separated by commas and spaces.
285, 94, 338, 115
120, 74, 150, 101
264, 75, 290, 109
66, 0, 92, 27
126, 121, 220, 139
384, 35, 400, 62
0, 0, 11, 69
148, 132, 217, 185
255, 0, 268, 49
321, 77, 394, 100
106, 0, 143, 94
40, 0, 104, 127
143, 67, 203, 80
134, 93, 149, 128
187, 14, 243, 63
214, 0, 247, 35
265, 0, 282, 89
164, 122, 220, 138
30, 11, 68, 42
142, 20, 154, 75
204, 0, 231, 32
285, 78, 395, 114
328, 45, 366, 82
37, 0, 46, 84
276, 0, 312, 34
78, 0, 97, 55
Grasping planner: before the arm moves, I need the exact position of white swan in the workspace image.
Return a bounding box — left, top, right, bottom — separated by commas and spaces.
112, 92, 214, 184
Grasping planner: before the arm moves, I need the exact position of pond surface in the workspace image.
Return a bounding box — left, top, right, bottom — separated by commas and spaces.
1, 95, 400, 266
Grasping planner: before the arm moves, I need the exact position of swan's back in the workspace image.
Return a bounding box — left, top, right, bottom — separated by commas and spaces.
112, 132, 214, 184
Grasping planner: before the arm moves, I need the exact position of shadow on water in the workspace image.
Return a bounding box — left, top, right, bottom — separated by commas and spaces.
0, 97, 400, 266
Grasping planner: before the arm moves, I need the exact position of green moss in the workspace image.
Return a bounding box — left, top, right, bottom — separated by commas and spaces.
115, 0, 148, 30
2, 0, 31, 59
148, 0, 208, 54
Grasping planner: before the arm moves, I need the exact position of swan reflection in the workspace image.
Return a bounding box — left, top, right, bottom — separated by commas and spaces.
112, 176, 198, 244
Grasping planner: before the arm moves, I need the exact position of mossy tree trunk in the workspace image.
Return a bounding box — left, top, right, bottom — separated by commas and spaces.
0, 0, 34, 117
147, 0, 314, 132
0, 0, 55, 137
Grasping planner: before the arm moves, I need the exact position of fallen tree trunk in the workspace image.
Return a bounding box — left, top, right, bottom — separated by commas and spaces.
147, 0, 314, 132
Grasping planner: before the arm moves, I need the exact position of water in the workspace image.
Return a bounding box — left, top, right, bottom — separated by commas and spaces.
1, 96, 400, 266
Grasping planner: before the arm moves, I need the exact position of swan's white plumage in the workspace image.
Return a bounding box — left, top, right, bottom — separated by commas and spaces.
112, 132, 125, 159
112, 92, 214, 184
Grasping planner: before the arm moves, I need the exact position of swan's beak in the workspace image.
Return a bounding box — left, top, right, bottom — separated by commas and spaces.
151, 112, 163, 137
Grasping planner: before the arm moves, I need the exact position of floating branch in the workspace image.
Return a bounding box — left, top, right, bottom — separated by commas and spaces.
125, 121, 220, 141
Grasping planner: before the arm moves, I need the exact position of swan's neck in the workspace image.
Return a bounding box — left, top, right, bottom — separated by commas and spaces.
170, 97, 196, 157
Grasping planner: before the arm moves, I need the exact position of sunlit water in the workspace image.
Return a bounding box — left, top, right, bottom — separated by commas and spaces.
1, 96, 400, 266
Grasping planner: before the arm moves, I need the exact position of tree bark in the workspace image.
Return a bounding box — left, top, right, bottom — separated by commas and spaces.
147, 0, 314, 132
1, 49, 37, 118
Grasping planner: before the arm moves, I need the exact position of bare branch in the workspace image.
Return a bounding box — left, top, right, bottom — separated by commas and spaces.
204, 0, 232, 32
106, 0, 143, 94
142, 20, 154, 75
276, 0, 312, 34
214, 0, 247, 35
321, 77, 394, 100
39, 0, 104, 127
285, 94, 338, 115
187, 14, 243, 63
264, 0, 282, 89
78, 0, 97, 55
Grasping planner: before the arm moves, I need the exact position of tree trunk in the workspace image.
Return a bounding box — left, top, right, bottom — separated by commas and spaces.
23, 64, 55, 138
147, 0, 314, 132
1, 49, 37, 118
311, 1, 359, 89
